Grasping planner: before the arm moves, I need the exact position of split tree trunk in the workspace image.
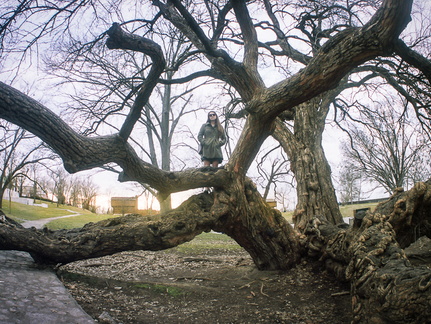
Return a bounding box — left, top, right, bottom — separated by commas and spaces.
274, 95, 343, 231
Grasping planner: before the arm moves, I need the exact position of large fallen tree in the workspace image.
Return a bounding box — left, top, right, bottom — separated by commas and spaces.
1, 0, 430, 322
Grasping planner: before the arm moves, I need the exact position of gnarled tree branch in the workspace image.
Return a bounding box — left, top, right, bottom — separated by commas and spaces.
0, 193, 216, 264
106, 23, 166, 140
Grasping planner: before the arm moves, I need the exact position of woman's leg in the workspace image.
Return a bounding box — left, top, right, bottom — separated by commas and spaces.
203, 160, 211, 167
211, 160, 219, 168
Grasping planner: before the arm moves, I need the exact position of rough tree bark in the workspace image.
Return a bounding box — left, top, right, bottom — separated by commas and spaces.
273, 94, 343, 231
374, 181, 431, 249
0, 193, 216, 263
210, 177, 301, 270
304, 181, 431, 323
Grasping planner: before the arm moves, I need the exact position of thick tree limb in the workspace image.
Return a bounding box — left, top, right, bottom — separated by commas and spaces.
394, 39, 431, 84
0, 193, 216, 264
272, 92, 345, 230
1, 179, 301, 271
255, 0, 413, 120
375, 181, 431, 249
154, 0, 265, 101
305, 215, 431, 323
231, 0, 261, 81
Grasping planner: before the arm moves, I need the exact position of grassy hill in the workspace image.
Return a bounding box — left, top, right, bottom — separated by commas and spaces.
2, 200, 93, 220
2, 199, 114, 229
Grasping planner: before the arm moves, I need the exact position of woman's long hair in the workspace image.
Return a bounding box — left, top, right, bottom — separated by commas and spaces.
207, 111, 224, 137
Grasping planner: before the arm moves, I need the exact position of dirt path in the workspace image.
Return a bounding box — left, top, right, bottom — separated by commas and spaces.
22, 210, 82, 229
59, 248, 353, 323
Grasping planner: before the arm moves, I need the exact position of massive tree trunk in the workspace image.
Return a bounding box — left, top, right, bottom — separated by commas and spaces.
0, 193, 217, 263
304, 181, 431, 323
211, 177, 301, 270
273, 95, 343, 231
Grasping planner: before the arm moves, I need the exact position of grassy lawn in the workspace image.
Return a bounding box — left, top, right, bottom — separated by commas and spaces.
2, 200, 93, 221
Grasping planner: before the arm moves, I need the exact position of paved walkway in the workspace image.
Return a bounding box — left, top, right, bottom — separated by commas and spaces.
0, 250, 95, 324
21, 210, 82, 229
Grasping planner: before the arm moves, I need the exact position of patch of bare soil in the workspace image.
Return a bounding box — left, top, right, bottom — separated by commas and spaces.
58, 246, 352, 324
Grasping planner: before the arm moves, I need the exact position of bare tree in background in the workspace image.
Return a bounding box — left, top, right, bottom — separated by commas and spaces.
337, 163, 364, 204
80, 178, 98, 212
48, 168, 69, 206
46, 10, 219, 212
341, 102, 431, 194
0, 123, 53, 208
255, 143, 291, 201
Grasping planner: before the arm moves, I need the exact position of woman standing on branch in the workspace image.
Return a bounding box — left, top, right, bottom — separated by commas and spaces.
198, 111, 226, 167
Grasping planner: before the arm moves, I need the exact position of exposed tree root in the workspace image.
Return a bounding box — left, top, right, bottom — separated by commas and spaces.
304, 183, 431, 324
